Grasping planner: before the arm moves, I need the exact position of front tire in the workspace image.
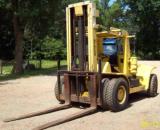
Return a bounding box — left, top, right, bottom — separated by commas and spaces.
102, 78, 110, 110
147, 74, 158, 97
103, 78, 129, 112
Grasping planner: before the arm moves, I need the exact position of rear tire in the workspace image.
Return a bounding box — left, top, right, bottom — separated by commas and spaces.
103, 78, 129, 112
147, 74, 158, 97
54, 77, 64, 104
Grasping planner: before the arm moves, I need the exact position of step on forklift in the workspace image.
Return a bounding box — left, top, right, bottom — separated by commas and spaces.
4, 1, 158, 130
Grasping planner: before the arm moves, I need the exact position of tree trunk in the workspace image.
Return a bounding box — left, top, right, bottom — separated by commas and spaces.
12, 0, 23, 74
0, 60, 2, 75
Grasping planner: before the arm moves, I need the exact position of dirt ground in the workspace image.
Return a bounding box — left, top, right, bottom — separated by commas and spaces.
0, 61, 160, 130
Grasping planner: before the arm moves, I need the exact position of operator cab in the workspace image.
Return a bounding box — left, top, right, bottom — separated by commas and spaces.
103, 38, 118, 66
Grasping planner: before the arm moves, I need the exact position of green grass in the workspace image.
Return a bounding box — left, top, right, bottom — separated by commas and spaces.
29, 60, 67, 68
0, 60, 67, 81
2, 64, 13, 75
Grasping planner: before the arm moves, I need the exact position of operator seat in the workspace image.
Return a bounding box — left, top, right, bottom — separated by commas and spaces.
103, 38, 118, 71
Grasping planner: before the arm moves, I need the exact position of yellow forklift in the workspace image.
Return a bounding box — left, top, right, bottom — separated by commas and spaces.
5, 1, 158, 130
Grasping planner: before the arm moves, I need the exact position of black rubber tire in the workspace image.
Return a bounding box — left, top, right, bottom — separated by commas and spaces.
103, 78, 129, 112
147, 74, 158, 97
102, 78, 110, 110
54, 77, 64, 103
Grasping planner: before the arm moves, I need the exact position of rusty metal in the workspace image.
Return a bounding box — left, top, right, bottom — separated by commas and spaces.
60, 94, 101, 105
83, 6, 88, 69
58, 70, 98, 75
31, 74, 98, 130
98, 58, 103, 105
57, 72, 61, 100
64, 74, 71, 104
4, 71, 99, 130
89, 75, 97, 107
78, 16, 85, 71
57, 73, 99, 105
32, 107, 96, 130
4, 104, 71, 122
71, 8, 77, 69
71, 94, 90, 103
57, 71, 100, 105
70, 6, 88, 71
76, 74, 80, 101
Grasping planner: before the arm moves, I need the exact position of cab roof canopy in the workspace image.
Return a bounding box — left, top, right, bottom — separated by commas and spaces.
96, 27, 129, 38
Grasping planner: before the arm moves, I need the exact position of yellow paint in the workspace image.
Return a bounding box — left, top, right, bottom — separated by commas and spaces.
130, 56, 137, 75
75, 6, 83, 16
66, 7, 71, 70
136, 64, 156, 90
101, 62, 111, 73
141, 114, 160, 129
68, 1, 90, 8
82, 91, 89, 97
123, 35, 130, 76
129, 86, 145, 94
117, 54, 124, 72
67, 1, 98, 72
87, 2, 97, 72
96, 30, 132, 75
141, 120, 160, 128
66, 1, 157, 95
110, 27, 121, 32
117, 85, 126, 104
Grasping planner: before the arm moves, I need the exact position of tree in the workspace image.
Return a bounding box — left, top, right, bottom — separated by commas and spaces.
95, 0, 127, 30
42, 37, 66, 60
124, 0, 160, 59
11, 0, 23, 73
0, 0, 61, 73
0, 7, 15, 60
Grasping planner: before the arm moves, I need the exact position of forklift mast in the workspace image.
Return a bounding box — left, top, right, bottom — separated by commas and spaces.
66, 1, 98, 72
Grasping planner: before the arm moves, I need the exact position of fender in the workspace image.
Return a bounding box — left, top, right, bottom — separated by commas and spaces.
136, 64, 156, 90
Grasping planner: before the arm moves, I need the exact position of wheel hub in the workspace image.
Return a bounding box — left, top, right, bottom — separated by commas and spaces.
117, 85, 126, 104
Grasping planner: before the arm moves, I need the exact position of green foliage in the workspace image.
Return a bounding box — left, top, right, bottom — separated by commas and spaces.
42, 37, 66, 59
124, 0, 160, 59
0, 6, 14, 60
95, 0, 128, 30
24, 37, 66, 60
1, 0, 160, 62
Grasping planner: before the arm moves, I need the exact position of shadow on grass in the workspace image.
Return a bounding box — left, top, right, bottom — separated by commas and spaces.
0, 65, 67, 81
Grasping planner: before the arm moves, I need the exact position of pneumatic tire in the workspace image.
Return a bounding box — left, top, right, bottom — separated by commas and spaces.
54, 77, 64, 104
102, 78, 110, 110
103, 78, 129, 112
147, 74, 158, 97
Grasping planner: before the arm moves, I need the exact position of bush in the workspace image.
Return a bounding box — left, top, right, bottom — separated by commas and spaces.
24, 36, 66, 61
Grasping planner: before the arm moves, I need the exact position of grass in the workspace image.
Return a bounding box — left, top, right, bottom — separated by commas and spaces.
30, 60, 67, 69
0, 60, 67, 81
1, 64, 13, 75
